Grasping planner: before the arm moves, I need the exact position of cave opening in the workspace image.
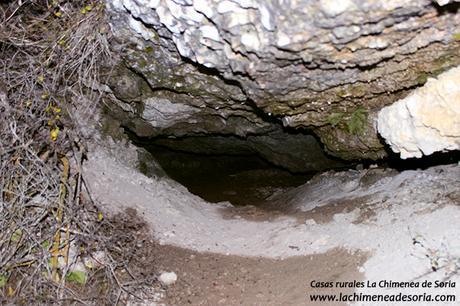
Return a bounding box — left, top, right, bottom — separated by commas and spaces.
145, 144, 315, 206
119, 119, 353, 208
130, 137, 319, 207
124, 124, 460, 209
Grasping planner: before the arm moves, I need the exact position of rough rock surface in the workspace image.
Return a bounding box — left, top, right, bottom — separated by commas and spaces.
106, 0, 460, 159
151, 128, 343, 172
378, 65, 460, 158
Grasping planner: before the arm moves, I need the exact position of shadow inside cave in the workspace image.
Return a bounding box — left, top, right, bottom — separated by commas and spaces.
138, 143, 315, 207
124, 127, 459, 208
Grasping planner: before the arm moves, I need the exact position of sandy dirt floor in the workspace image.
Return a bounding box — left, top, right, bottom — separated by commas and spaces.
155, 245, 366, 305
113, 207, 366, 305
85, 141, 460, 305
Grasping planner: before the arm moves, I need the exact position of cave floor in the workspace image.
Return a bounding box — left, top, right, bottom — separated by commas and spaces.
108, 207, 365, 305
85, 142, 460, 305
154, 244, 365, 305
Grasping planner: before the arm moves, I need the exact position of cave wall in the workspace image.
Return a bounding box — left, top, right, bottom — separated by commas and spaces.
105, 0, 460, 162
150, 129, 344, 173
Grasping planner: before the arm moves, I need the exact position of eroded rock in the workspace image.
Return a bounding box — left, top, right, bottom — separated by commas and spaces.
377, 65, 460, 159
105, 0, 460, 160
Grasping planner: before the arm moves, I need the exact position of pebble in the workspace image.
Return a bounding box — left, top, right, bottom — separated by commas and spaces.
159, 272, 177, 286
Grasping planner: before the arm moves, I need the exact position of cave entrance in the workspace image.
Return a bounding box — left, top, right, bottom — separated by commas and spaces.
120, 121, 348, 208
125, 127, 460, 209
139, 143, 314, 207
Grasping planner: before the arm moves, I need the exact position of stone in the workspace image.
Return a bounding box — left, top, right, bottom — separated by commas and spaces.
200, 25, 220, 41
319, 0, 356, 17
377, 65, 460, 159
142, 97, 199, 128
105, 0, 460, 160
434, 0, 458, 5
159, 271, 177, 286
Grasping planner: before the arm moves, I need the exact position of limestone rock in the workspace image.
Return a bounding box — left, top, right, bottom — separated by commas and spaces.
159, 271, 177, 286
106, 0, 460, 160
377, 65, 460, 158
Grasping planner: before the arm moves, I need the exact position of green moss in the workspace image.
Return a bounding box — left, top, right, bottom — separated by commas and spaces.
266, 104, 293, 115
430, 52, 459, 76
327, 107, 368, 135
138, 59, 148, 68
138, 159, 149, 176
452, 33, 460, 41
416, 73, 428, 85
144, 45, 154, 53
336, 88, 349, 98
327, 112, 345, 127
346, 107, 367, 135
411, 46, 460, 87
431, 67, 450, 78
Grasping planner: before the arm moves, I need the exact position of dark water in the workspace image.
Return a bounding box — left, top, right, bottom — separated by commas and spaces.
145, 145, 314, 206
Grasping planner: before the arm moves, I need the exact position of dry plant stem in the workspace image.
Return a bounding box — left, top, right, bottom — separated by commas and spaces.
51, 156, 69, 283
0, 1, 156, 303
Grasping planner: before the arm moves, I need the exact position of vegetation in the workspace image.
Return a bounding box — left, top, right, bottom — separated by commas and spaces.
327, 106, 368, 135
0, 1, 155, 304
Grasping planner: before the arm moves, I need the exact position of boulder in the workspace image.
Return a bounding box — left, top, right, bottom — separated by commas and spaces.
378, 65, 460, 159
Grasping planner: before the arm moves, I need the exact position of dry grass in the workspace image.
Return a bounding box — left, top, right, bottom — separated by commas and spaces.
0, 1, 156, 304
